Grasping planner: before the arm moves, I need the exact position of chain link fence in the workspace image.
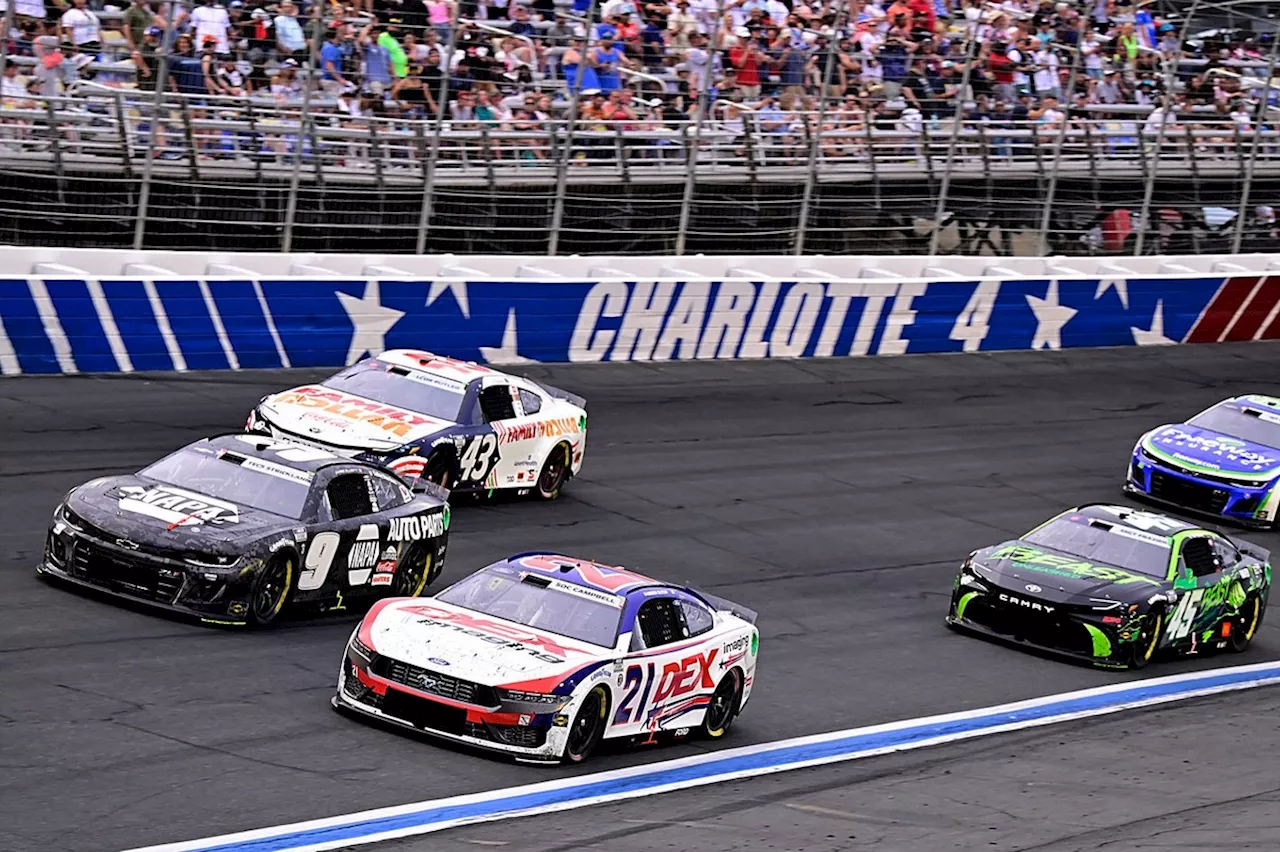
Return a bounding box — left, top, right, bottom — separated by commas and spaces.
3, 90, 1280, 255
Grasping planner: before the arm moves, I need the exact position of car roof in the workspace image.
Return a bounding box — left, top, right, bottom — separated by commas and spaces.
193, 434, 374, 474
376, 349, 499, 384
504, 552, 663, 597
1068, 504, 1205, 536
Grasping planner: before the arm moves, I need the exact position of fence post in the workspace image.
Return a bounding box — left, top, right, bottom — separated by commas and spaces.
1134, 0, 1199, 256
1037, 23, 1085, 255
415, 11, 461, 254
281, 3, 329, 253
548, 0, 602, 256
794, 30, 840, 256
674, 0, 729, 256
132, 0, 185, 249
928, 34, 979, 256
1232, 36, 1280, 254
113, 92, 134, 178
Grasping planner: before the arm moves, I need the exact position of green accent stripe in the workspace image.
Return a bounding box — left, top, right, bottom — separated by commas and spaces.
955, 592, 979, 620
1084, 624, 1113, 658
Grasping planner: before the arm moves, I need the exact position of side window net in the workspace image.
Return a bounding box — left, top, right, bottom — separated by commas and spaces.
478, 385, 518, 422
327, 475, 373, 520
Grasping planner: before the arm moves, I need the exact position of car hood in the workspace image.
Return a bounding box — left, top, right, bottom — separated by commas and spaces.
1142, 424, 1280, 478
972, 540, 1167, 605
65, 474, 291, 553
364, 598, 606, 686
259, 384, 454, 451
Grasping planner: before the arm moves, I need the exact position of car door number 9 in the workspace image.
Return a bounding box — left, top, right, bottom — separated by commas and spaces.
300, 531, 341, 591
459, 434, 499, 483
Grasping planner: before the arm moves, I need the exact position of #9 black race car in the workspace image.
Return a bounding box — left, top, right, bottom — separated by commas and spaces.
38, 434, 450, 626
947, 504, 1271, 669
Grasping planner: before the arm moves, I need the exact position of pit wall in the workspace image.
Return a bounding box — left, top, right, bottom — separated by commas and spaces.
2, 250, 1278, 374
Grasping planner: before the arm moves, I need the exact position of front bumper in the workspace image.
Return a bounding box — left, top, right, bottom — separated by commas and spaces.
335, 655, 568, 761
38, 523, 252, 625
1126, 452, 1276, 529
948, 587, 1131, 670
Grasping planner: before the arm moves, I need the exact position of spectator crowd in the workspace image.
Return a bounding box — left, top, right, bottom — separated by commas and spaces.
1, 0, 1278, 159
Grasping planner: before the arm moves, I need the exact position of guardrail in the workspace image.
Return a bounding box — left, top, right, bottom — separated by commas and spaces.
2, 254, 1277, 374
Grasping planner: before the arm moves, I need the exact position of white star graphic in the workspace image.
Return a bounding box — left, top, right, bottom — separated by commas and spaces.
336, 280, 405, 364
427, 280, 471, 319
478, 309, 538, 366
1094, 278, 1129, 310
1025, 281, 1078, 350
1130, 299, 1178, 346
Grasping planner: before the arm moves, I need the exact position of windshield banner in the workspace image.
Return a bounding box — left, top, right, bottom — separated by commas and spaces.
0, 274, 1270, 374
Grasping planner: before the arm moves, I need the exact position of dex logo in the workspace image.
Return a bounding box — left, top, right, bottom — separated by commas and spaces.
652, 649, 719, 706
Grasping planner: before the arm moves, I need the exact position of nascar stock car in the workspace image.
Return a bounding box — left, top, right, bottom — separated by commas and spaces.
1125, 394, 1280, 529
38, 435, 450, 626
947, 504, 1271, 669
333, 552, 760, 763
246, 350, 587, 500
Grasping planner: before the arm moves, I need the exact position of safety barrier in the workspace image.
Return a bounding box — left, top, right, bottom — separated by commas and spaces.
2, 251, 1279, 374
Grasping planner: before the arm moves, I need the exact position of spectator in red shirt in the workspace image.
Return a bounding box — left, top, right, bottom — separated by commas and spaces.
906, 0, 935, 37
728, 25, 765, 99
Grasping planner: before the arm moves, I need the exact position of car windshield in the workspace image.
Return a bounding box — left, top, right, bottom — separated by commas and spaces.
1189, 403, 1280, 449
140, 447, 311, 520
322, 360, 466, 422
1024, 516, 1170, 578
436, 567, 623, 649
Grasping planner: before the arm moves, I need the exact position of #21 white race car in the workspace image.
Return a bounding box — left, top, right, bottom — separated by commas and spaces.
333, 552, 760, 763
246, 350, 587, 499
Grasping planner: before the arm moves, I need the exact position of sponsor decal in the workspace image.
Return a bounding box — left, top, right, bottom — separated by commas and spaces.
228, 601, 248, 615
552, 713, 569, 727
998, 593, 1056, 613
267, 536, 293, 552
118, 485, 239, 527
348, 540, 380, 570
371, 573, 393, 586
218, 450, 315, 484
518, 714, 533, 726
388, 512, 446, 542
540, 576, 626, 609
722, 635, 751, 657
990, 544, 1163, 587
116, 538, 140, 550
269, 386, 440, 439
397, 603, 586, 662
347, 524, 381, 586
498, 417, 584, 445
674, 727, 691, 737
374, 546, 398, 576
652, 649, 719, 706
1025, 584, 1042, 593
1152, 427, 1280, 470
514, 554, 653, 593
428, 657, 451, 667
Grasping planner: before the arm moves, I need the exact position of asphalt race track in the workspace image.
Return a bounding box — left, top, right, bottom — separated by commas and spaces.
3, 343, 1280, 852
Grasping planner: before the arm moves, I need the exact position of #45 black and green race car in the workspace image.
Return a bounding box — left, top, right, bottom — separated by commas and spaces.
946, 504, 1271, 669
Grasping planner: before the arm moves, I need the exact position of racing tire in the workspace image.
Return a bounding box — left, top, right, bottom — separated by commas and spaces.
248, 552, 295, 627
390, 542, 438, 598
1229, 594, 1265, 653
700, 669, 742, 739
562, 685, 609, 764
1127, 608, 1164, 670
421, 450, 457, 490
535, 442, 571, 501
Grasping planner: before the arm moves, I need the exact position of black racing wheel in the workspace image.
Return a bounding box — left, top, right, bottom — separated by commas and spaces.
563, 685, 609, 763
248, 552, 294, 627
536, 442, 571, 500
701, 669, 742, 738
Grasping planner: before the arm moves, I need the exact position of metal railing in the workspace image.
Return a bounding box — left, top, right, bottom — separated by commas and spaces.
3, 91, 1280, 255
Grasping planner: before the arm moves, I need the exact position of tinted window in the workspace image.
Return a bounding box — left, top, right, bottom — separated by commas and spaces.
479, 384, 518, 422
370, 472, 410, 510
1188, 404, 1280, 449
140, 447, 311, 519
327, 474, 374, 520
680, 599, 714, 636
636, 598, 687, 648
321, 359, 466, 422
519, 389, 542, 416
436, 568, 621, 648
1024, 516, 1170, 578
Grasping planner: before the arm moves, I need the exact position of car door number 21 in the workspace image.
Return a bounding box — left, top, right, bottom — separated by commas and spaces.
459, 434, 499, 483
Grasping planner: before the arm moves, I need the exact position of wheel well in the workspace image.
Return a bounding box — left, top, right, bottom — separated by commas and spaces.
722, 666, 745, 712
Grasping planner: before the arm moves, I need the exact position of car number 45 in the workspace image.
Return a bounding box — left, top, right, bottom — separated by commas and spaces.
1167, 589, 1204, 641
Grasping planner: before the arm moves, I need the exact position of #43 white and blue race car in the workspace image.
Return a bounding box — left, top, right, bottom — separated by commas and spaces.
247, 350, 587, 500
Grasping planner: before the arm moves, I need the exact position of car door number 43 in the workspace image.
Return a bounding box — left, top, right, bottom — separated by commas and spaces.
459, 434, 499, 483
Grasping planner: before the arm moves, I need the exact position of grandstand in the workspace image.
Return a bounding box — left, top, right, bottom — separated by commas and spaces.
2, 0, 1279, 254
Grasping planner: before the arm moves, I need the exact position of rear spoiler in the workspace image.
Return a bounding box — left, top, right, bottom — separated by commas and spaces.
414, 480, 452, 504
1235, 536, 1271, 565
690, 588, 758, 624
539, 382, 586, 410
